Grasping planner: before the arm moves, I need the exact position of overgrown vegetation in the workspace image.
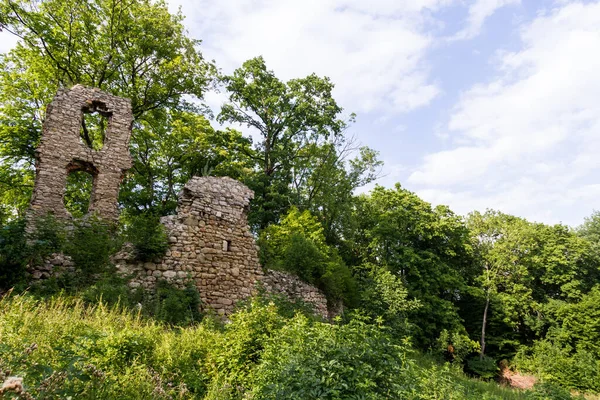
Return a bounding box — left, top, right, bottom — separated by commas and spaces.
123, 212, 169, 262
259, 207, 358, 305
0, 294, 558, 400
1, 0, 600, 397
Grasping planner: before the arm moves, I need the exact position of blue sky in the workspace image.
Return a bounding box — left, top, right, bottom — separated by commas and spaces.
2, 0, 600, 227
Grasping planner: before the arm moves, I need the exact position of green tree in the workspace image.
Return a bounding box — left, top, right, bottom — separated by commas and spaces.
120, 111, 254, 214
294, 141, 382, 244
218, 56, 353, 229
466, 211, 533, 359
346, 184, 475, 347
465, 210, 599, 359
0, 0, 215, 218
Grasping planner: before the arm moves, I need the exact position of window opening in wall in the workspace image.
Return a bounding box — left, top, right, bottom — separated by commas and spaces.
64, 169, 95, 217
80, 101, 111, 151
223, 240, 231, 252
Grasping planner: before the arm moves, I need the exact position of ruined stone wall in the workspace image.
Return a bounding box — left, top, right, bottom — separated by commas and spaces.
115, 176, 331, 318
28, 85, 132, 222
261, 270, 329, 318
117, 176, 263, 315
29, 176, 332, 318
25, 85, 332, 318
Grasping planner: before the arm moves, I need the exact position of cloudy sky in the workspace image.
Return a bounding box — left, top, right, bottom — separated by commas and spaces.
2, 0, 600, 227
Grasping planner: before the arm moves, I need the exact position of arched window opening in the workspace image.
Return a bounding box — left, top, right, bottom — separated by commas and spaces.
80, 101, 111, 150
64, 162, 97, 217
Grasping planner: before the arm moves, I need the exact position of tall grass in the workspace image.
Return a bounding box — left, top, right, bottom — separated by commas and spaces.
0, 293, 575, 399
0, 293, 214, 399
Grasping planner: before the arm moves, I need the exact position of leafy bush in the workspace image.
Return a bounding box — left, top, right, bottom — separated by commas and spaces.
63, 216, 119, 280
526, 382, 584, 400
251, 314, 412, 399
0, 218, 28, 289
259, 207, 358, 304
203, 299, 288, 396
466, 355, 499, 380
80, 277, 204, 327
436, 329, 481, 365
150, 280, 203, 326
356, 262, 420, 336
26, 213, 66, 265
249, 285, 324, 319
81, 274, 134, 308
124, 212, 169, 262
278, 232, 323, 283
1, 215, 67, 290
516, 340, 600, 393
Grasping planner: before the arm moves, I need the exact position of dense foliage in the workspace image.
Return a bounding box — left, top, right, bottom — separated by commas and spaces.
259, 207, 358, 305
1, 0, 600, 397
0, 294, 561, 400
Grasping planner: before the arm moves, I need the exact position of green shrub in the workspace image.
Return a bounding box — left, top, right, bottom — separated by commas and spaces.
63, 216, 119, 280
27, 214, 67, 264
151, 280, 203, 326
259, 207, 358, 304
251, 314, 412, 399
320, 255, 359, 306
355, 262, 420, 337
516, 340, 600, 393
249, 285, 324, 320
82, 277, 204, 327
466, 355, 498, 380
436, 329, 481, 365
0, 218, 28, 289
279, 232, 323, 283
81, 274, 134, 308
204, 299, 287, 395
1, 215, 68, 290
124, 213, 169, 262
526, 382, 583, 400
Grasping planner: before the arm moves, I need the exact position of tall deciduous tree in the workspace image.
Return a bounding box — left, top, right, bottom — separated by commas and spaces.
346, 184, 475, 347
120, 110, 254, 215
465, 210, 599, 358
218, 56, 355, 230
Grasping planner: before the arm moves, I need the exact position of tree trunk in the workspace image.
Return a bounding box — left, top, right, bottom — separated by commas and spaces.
480, 291, 489, 360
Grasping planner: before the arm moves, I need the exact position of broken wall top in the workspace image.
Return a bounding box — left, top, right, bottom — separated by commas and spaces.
179, 176, 254, 223
38, 84, 133, 169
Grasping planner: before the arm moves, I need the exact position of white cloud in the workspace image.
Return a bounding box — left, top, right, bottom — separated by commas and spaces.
450, 0, 521, 40
410, 1, 600, 226
169, 0, 454, 116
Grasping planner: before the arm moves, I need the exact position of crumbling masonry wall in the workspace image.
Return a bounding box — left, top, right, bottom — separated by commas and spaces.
115, 176, 332, 318
27, 85, 332, 318
28, 85, 132, 221
117, 177, 264, 315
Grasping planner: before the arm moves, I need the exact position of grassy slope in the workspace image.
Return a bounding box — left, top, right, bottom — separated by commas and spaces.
0, 293, 538, 399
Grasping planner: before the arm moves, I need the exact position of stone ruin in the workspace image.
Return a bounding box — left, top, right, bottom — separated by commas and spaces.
116, 176, 263, 315
27, 85, 332, 319
115, 176, 331, 317
28, 84, 133, 222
